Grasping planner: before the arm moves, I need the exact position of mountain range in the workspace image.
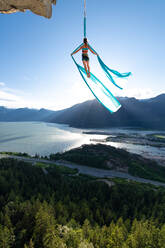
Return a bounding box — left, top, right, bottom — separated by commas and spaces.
0, 94, 165, 129
0, 107, 54, 122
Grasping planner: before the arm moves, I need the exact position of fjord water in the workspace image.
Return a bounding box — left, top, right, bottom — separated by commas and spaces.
0, 122, 165, 158
0, 122, 90, 155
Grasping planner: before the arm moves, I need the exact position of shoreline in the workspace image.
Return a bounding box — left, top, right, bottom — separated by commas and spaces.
83, 131, 165, 166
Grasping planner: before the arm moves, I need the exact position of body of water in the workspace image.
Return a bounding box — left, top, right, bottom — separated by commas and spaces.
0, 122, 165, 159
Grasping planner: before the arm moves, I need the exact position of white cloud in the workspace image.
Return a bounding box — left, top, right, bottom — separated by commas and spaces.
0, 81, 59, 110
0, 89, 21, 103
121, 87, 155, 99
0, 82, 25, 108
69, 80, 93, 103
108, 78, 159, 99
0, 82, 5, 87
0, 78, 163, 111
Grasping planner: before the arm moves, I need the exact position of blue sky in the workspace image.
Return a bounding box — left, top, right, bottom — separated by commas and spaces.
0, 0, 165, 110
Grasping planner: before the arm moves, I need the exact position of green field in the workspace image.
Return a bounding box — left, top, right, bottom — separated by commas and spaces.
154, 135, 165, 139
36, 162, 78, 175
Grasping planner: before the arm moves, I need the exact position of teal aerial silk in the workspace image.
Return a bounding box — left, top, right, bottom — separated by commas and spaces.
71, 0, 131, 113
97, 56, 131, 90
71, 43, 131, 113
72, 55, 121, 113
84, 17, 87, 38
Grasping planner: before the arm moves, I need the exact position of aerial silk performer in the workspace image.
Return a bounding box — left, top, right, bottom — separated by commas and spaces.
71, 37, 97, 78
71, 0, 132, 113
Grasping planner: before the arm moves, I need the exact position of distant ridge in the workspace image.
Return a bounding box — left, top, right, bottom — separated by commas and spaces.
49, 94, 165, 129
0, 107, 55, 122
0, 94, 165, 129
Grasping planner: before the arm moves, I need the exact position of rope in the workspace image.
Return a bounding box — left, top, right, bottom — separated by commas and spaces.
84, 0, 86, 18
84, 0, 87, 37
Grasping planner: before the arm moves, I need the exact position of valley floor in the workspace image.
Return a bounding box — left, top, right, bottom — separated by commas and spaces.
1, 154, 165, 187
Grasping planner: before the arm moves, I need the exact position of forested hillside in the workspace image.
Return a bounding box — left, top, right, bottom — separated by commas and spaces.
50, 144, 165, 183
1, 158, 165, 247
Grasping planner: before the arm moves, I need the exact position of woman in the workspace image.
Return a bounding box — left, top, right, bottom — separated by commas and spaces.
71, 38, 97, 78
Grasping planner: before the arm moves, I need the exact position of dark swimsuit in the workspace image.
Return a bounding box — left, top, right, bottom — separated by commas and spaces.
82, 47, 89, 61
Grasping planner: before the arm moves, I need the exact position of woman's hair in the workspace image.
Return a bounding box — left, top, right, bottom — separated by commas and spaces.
83, 38, 88, 44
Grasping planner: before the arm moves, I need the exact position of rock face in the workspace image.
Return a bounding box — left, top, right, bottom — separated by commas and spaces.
0, 0, 56, 18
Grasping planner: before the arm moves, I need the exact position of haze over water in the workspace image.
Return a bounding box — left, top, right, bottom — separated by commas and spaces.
0, 122, 165, 158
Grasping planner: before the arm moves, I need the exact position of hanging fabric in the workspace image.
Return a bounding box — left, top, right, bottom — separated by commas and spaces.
71, 0, 132, 113
72, 56, 121, 113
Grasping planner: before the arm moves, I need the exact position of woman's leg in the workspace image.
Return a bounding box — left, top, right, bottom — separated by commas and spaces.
83, 61, 89, 77
86, 61, 90, 78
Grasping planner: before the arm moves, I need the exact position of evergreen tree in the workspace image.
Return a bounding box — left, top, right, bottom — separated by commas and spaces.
158, 224, 165, 248
0, 225, 15, 248
33, 203, 55, 247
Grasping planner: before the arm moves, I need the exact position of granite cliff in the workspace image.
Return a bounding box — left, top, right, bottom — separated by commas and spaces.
0, 0, 56, 18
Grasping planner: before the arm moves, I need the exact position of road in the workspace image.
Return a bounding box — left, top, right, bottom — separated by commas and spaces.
1, 154, 165, 187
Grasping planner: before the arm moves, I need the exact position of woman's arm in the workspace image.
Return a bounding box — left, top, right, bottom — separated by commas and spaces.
88, 45, 98, 55
71, 45, 83, 56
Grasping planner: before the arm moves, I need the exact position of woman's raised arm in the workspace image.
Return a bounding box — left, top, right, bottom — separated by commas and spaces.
88, 45, 98, 55
71, 45, 83, 56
